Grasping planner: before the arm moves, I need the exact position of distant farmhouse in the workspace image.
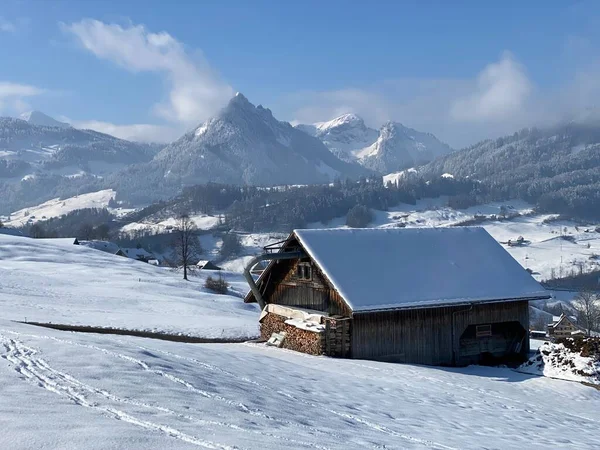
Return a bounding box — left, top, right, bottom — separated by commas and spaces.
0, 227, 24, 237
121, 247, 155, 263
245, 227, 549, 366
197, 260, 222, 271
80, 240, 156, 263
547, 314, 583, 338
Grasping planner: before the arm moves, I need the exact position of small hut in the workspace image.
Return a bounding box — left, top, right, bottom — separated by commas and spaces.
197, 260, 222, 271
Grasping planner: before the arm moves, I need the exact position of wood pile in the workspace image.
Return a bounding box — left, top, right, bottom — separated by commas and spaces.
260, 312, 325, 356
323, 317, 351, 357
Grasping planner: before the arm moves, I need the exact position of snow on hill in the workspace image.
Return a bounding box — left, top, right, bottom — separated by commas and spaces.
1, 318, 600, 449
0, 117, 161, 215
19, 111, 70, 129
0, 234, 259, 338
1, 223, 600, 448
120, 214, 221, 235
297, 115, 453, 173
382, 167, 419, 185
3, 189, 117, 227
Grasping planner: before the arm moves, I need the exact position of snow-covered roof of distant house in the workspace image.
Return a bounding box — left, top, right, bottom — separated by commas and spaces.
197, 260, 222, 270
121, 247, 154, 259
292, 227, 549, 312
0, 227, 24, 237
549, 313, 578, 329
79, 240, 120, 254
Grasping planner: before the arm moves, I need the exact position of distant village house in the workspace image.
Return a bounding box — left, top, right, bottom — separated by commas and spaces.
547, 314, 582, 338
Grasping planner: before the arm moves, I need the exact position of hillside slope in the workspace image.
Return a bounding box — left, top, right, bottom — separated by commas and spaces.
420, 123, 600, 218
0, 116, 161, 214
0, 234, 258, 338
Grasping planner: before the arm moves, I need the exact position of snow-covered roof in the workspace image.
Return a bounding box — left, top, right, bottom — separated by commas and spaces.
197, 260, 221, 270
80, 240, 120, 254
121, 247, 154, 259
293, 227, 549, 312
549, 313, 578, 329
0, 227, 24, 237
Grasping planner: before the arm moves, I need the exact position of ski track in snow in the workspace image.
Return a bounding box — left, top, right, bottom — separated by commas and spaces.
0, 330, 345, 449
0, 328, 458, 449
0, 335, 237, 450
3, 327, 599, 449
131, 342, 458, 450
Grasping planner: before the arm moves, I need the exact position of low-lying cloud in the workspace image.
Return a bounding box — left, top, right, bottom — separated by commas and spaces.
61, 19, 234, 141
0, 81, 45, 114
283, 50, 600, 149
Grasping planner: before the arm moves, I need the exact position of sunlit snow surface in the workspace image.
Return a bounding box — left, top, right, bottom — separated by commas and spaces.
1, 234, 600, 449
1, 319, 600, 450
0, 234, 258, 339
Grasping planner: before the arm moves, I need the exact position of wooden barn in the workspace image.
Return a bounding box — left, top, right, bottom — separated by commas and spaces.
244, 227, 550, 366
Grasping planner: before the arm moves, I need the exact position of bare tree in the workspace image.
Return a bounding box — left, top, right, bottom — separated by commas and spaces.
532, 314, 548, 332
572, 291, 600, 336
173, 214, 202, 280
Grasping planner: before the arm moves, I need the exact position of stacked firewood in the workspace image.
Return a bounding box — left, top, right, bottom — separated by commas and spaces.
323, 317, 351, 357
261, 313, 325, 356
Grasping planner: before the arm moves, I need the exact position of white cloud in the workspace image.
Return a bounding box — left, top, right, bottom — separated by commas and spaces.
62, 19, 233, 126
281, 53, 577, 148
0, 81, 45, 114
72, 120, 181, 143
450, 52, 532, 122
0, 17, 17, 33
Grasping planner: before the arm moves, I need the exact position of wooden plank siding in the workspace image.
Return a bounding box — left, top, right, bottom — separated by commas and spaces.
351, 301, 529, 366
269, 258, 351, 316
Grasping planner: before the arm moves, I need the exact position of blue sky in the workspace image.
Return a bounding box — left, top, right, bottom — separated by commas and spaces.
1, 0, 600, 147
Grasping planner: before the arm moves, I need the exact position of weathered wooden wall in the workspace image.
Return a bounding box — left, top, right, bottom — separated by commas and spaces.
351, 301, 529, 366
267, 258, 351, 316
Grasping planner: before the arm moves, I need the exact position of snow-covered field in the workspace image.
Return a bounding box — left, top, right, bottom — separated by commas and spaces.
2, 189, 117, 227
1, 319, 600, 449
120, 214, 222, 235
2, 234, 600, 448
0, 235, 258, 339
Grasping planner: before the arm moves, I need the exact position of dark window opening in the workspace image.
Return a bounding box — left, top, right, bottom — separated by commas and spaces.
476, 324, 492, 338
296, 263, 312, 280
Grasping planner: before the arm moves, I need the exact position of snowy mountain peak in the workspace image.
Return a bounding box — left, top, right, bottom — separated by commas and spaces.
228, 92, 251, 107
357, 121, 453, 173
19, 111, 70, 129
315, 113, 365, 132
142, 94, 367, 191
295, 113, 379, 163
